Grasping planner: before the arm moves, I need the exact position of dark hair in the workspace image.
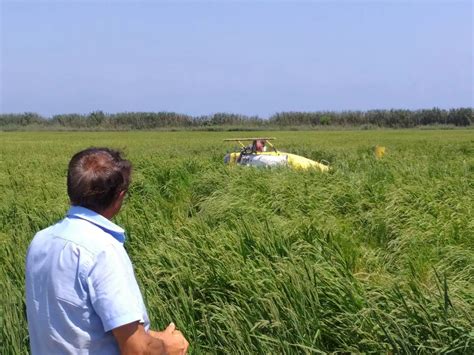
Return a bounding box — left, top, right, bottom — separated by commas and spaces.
67, 148, 132, 212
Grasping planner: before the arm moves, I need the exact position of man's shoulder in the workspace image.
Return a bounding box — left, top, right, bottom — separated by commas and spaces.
29, 223, 62, 249
31, 217, 122, 257
33, 223, 57, 239
64, 217, 124, 254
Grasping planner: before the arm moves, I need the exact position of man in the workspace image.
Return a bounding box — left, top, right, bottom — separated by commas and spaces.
237, 139, 266, 163
25, 147, 189, 354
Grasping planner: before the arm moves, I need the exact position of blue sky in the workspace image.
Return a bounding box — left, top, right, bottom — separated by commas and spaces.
1, 0, 472, 118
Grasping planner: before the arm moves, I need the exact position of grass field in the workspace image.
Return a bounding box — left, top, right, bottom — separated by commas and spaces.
1, 130, 473, 354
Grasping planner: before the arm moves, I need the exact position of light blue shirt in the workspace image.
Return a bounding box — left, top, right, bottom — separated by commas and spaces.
26, 206, 150, 354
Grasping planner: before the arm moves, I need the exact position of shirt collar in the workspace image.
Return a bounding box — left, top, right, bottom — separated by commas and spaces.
67, 205, 126, 243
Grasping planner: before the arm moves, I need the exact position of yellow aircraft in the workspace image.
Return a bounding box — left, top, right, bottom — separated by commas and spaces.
223, 137, 329, 172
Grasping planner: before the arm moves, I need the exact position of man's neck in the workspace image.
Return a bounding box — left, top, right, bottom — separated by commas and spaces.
100, 208, 116, 220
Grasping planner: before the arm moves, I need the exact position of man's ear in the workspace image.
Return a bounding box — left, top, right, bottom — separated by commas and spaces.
114, 190, 127, 209
110, 190, 127, 217
102, 190, 128, 220
117, 190, 127, 201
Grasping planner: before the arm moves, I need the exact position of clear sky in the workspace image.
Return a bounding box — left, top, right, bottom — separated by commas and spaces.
1, 0, 472, 118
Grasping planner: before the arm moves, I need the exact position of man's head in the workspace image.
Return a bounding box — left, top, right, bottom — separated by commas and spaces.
67, 148, 131, 217
255, 140, 266, 152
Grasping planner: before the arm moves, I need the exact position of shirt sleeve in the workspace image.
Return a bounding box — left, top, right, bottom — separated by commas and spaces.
86, 244, 145, 332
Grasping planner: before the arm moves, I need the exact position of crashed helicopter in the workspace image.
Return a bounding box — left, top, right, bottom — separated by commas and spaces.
223, 137, 329, 172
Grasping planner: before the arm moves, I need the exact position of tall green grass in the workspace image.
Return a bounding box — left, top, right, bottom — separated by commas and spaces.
1, 130, 473, 354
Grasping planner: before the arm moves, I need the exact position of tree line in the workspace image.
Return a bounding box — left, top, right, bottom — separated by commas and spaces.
0, 108, 471, 130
